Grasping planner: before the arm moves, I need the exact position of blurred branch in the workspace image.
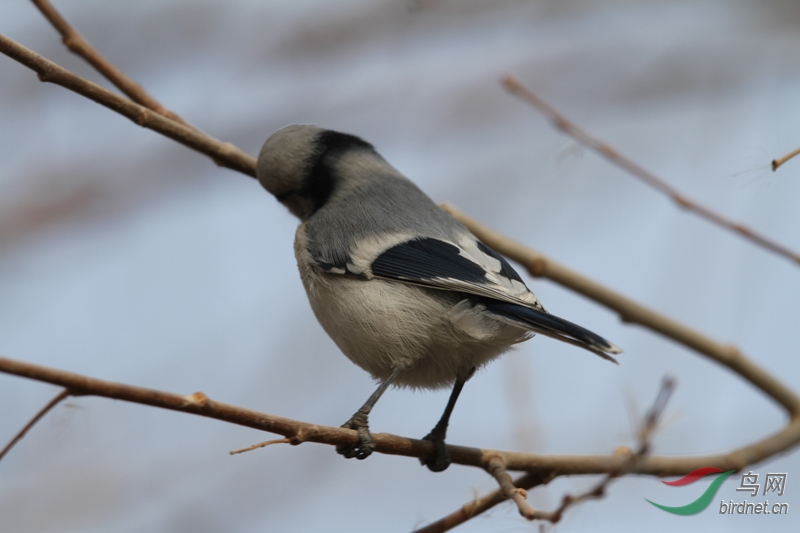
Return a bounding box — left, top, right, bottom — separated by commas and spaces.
484, 455, 538, 518
502, 75, 800, 266
443, 204, 800, 417
30, 0, 188, 126
527, 377, 675, 522
419, 378, 675, 531
0, 389, 68, 462
483, 378, 674, 528
0, 33, 256, 177
772, 146, 800, 172
413, 472, 552, 533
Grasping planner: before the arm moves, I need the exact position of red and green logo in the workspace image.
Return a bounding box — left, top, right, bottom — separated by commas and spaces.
646, 467, 734, 515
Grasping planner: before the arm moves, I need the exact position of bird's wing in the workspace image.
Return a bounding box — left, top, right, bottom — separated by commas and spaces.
310, 233, 541, 306
309, 233, 620, 360
366, 235, 545, 310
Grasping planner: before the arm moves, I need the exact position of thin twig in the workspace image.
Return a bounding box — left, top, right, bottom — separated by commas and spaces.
30, 0, 187, 125
772, 146, 800, 171
230, 438, 291, 455
502, 75, 800, 266
412, 472, 551, 533
0, 388, 69, 462
525, 377, 676, 524
640, 376, 676, 445
484, 456, 538, 518
490, 378, 675, 524
0, 33, 256, 177
442, 204, 800, 417
433, 378, 675, 530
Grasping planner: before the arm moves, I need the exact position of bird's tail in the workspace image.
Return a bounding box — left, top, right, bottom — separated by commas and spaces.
487, 301, 622, 363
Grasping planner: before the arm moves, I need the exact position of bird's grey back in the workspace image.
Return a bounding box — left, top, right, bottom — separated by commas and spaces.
303, 139, 467, 266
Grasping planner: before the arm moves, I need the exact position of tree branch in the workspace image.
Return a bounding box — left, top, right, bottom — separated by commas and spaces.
0, 33, 256, 177
419, 378, 676, 530
2, 351, 799, 478
442, 204, 800, 417
0, 388, 69, 462
772, 146, 800, 172
512, 377, 675, 524
502, 75, 800, 266
30, 0, 188, 125
412, 472, 552, 533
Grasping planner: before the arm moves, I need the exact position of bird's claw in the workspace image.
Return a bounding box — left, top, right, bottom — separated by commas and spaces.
336, 412, 375, 460
419, 428, 451, 472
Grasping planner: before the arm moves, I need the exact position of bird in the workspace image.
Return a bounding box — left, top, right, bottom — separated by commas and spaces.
256, 124, 621, 472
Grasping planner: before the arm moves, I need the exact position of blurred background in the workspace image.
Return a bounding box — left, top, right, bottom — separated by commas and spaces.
1, 0, 799, 531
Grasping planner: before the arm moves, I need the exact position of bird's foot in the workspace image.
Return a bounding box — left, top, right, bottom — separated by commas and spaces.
336, 411, 375, 460
419, 427, 450, 472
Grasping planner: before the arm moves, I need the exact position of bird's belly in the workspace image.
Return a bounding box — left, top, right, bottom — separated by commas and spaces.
299, 265, 528, 389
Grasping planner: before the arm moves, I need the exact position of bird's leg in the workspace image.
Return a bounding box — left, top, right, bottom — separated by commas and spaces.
337, 366, 403, 460
420, 372, 469, 472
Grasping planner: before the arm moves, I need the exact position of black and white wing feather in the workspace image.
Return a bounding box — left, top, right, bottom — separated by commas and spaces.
310, 233, 621, 361
371, 236, 544, 309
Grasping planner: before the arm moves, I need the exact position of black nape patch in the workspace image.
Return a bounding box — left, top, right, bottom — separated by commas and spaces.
475, 241, 525, 283
316, 130, 375, 154
372, 237, 488, 284
302, 130, 376, 216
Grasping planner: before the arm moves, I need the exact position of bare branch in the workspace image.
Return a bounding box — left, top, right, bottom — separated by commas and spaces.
528, 377, 676, 524
30, 0, 188, 125
640, 376, 676, 444
0, 354, 489, 466
442, 204, 800, 417
502, 75, 800, 266
2, 352, 799, 478
0, 33, 256, 177
0, 388, 69, 462
772, 146, 800, 172
423, 377, 676, 530
411, 472, 551, 533
485, 455, 538, 519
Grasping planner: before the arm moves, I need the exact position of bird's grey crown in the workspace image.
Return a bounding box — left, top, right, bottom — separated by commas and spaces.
257, 124, 379, 220
257, 124, 324, 198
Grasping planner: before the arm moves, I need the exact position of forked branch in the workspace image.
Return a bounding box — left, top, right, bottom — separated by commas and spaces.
0, 389, 69, 462
30, 0, 188, 125
0, 33, 255, 176
417, 378, 676, 531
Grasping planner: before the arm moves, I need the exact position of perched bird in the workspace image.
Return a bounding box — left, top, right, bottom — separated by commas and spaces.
256, 124, 621, 472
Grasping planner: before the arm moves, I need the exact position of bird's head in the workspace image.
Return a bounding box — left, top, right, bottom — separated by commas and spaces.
256, 124, 378, 220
